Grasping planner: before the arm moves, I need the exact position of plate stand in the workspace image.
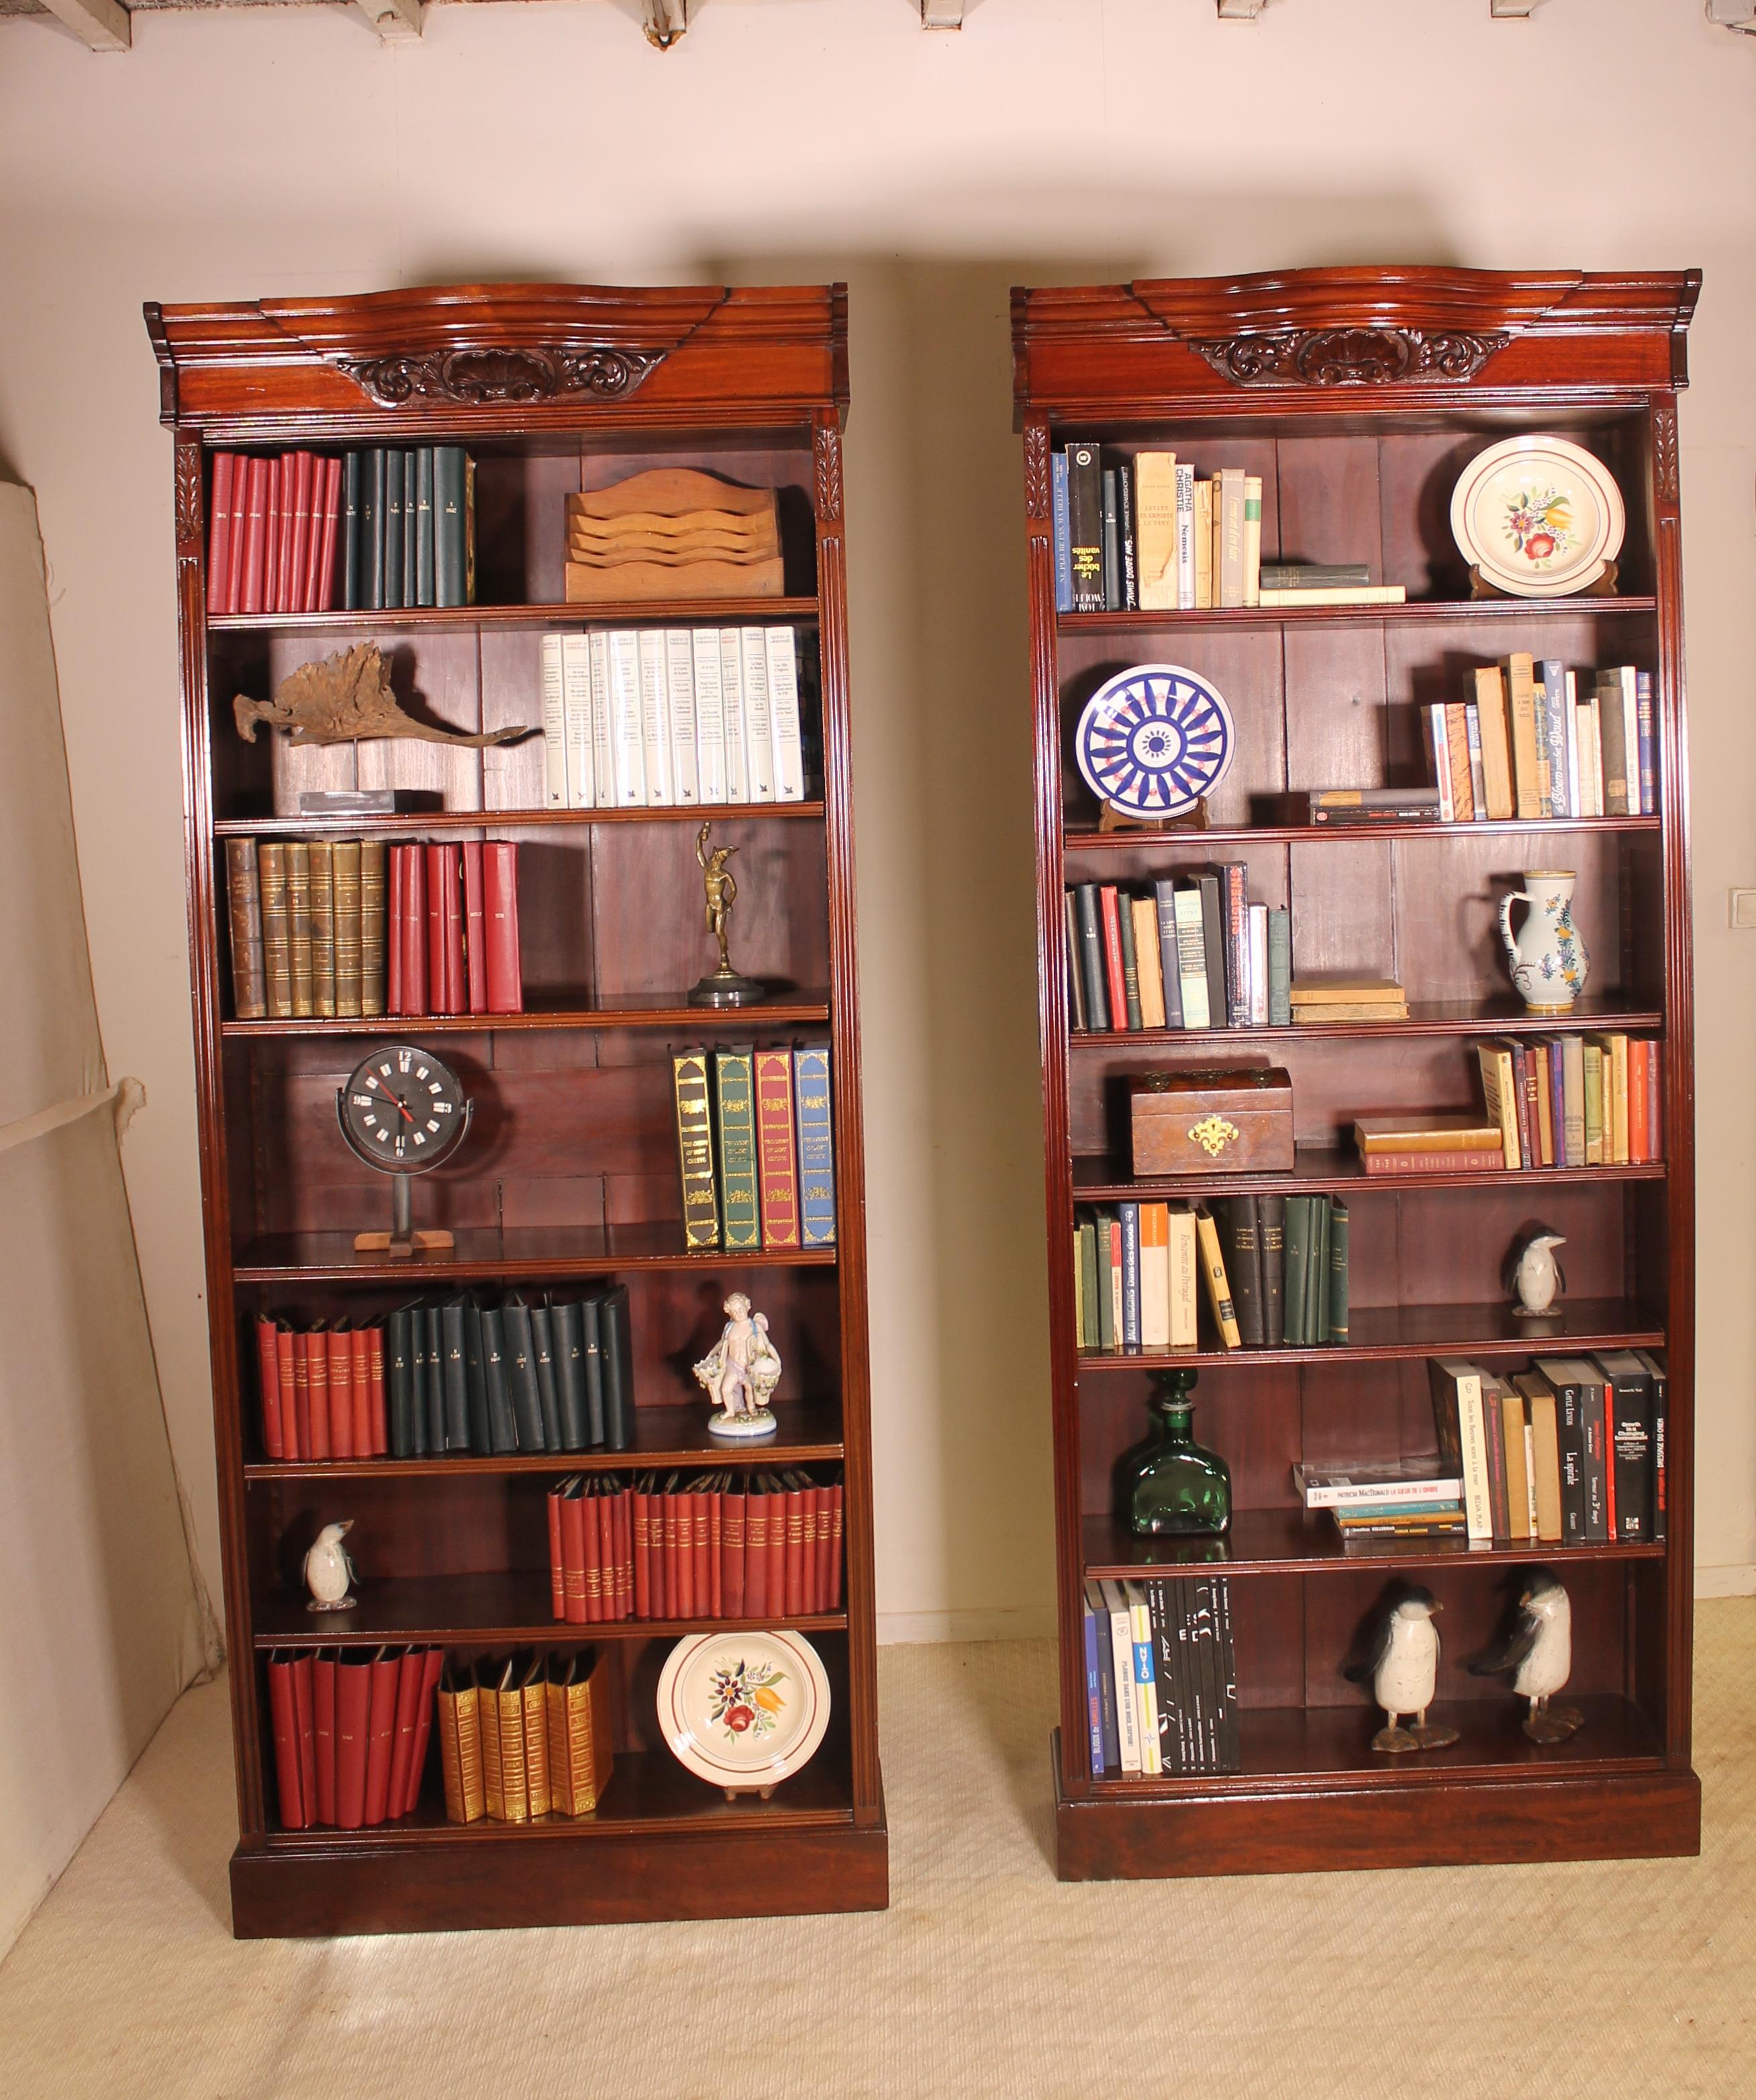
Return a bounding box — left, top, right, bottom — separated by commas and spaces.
1468, 560, 1620, 601
1098, 797, 1210, 835
722, 1783, 779, 1803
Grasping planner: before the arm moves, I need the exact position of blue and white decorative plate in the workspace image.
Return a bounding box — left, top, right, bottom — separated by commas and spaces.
1075, 664, 1236, 819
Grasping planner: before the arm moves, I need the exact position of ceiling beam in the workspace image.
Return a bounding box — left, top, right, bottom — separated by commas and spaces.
354, 0, 421, 37
36, 0, 130, 50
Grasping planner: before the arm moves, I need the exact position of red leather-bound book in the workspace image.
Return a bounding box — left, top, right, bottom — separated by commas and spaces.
461, 841, 487, 1014
350, 1327, 374, 1454
312, 1649, 338, 1826
401, 845, 429, 1016
649, 1479, 670, 1619
424, 844, 450, 1016
286, 452, 314, 619
291, 1654, 318, 1828
385, 1646, 427, 1819
265, 1655, 309, 1829
313, 455, 343, 613
744, 1488, 769, 1619
387, 844, 404, 1016
305, 1325, 332, 1461
254, 1315, 283, 1459
239, 456, 270, 616
367, 1324, 387, 1453
1098, 886, 1128, 1031
262, 456, 284, 616
753, 1049, 801, 1248
326, 1329, 354, 1460
722, 1480, 746, 1620
275, 1326, 298, 1460
815, 1484, 836, 1615
290, 1331, 313, 1459
546, 1480, 565, 1620
632, 1479, 652, 1619
483, 842, 522, 1014
583, 1486, 605, 1623
784, 1482, 807, 1617
440, 845, 465, 1015
670, 1484, 692, 1618
769, 1476, 791, 1619
692, 1489, 712, 1618
399, 1645, 445, 1816
224, 454, 250, 615
708, 1491, 723, 1619
362, 1648, 403, 1826
830, 1483, 844, 1609
614, 1486, 632, 1618
206, 452, 236, 617
333, 1652, 373, 1830
560, 1480, 587, 1626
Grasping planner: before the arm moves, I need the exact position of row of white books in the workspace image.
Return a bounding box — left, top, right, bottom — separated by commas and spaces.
539, 625, 807, 812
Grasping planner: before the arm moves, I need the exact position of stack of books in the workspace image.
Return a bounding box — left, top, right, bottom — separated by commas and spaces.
1066, 871, 1291, 1032
539, 626, 810, 810
252, 1316, 386, 1460
1288, 975, 1409, 1024
225, 837, 386, 1021
1307, 787, 1443, 828
1477, 1035, 1662, 1169
1295, 1460, 1466, 1547
265, 1645, 443, 1832
385, 840, 523, 1017
1429, 1353, 1667, 1548
1353, 1114, 1511, 1178
1083, 1577, 1240, 1777
673, 1045, 836, 1251
1258, 563, 1406, 608
205, 450, 345, 616
1426, 655, 1656, 820
437, 1649, 614, 1824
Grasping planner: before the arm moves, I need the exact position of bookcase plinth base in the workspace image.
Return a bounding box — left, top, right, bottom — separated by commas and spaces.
229, 1813, 889, 1938
1049, 1730, 1700, 1881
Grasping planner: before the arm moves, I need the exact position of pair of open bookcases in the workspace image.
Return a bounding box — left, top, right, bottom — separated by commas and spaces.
153, 267, 1698, 1936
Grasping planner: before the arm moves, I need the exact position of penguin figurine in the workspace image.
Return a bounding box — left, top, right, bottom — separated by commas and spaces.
303, 1520, 358, 1613
1346, 1586, 1460, 1754
1469, 1569, 1582, 1742
1504, 1224, 1567, 1321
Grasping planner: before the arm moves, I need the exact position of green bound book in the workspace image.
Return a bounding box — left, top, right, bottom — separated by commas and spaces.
1094, 1209, 1116, 1351
1310, 1198, 1331, 1345
714, 1047, 761, 1248
1267, 908, 1292, 1027
1283, 1196, 1313, 1347
1327, 1200, 1350, 1345
1116, 890, 1144, 1032
1078, 1219, 1100, 1351
382, 447, 405, 612
434, 447, 469, 608
413, 446, 436, 607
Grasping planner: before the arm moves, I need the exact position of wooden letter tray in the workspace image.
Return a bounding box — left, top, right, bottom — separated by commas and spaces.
1128, 1067, 1295, 1177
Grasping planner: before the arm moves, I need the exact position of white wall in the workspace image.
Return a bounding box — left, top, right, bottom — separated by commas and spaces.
0, 0, 1751, 1645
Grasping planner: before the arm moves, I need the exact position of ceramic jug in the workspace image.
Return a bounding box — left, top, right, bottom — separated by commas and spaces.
1498, 869, 1588, 1013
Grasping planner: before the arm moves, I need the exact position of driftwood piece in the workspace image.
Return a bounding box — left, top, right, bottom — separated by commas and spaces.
232, 643, 535, 749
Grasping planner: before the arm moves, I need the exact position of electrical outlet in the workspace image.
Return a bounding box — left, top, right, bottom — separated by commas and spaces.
1731, 889, 1756, 929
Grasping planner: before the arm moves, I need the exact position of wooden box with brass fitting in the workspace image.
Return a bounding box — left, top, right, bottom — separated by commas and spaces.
1127, 1067, 1295, 1178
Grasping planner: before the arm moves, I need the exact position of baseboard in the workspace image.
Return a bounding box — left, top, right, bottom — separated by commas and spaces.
878, 1607, 1055, 1645
1696, 1564, 1756, 1598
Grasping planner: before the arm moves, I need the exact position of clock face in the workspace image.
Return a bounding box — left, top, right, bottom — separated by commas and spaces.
338, 1043, 469, 1174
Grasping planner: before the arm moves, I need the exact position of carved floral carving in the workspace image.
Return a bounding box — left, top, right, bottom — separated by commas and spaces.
814, 420, 843, 524
175, 440, 203, 561
1023, 422, 1052, 520
335, 344, 665, 408
1190, 326, 1510, 389
1653, 403, 1679, 504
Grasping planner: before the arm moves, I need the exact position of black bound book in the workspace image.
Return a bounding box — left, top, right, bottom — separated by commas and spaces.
382, 448, 405, 612
414, 446, 436, 608
502, 1296, 547, 1451
362, 448, 385, 612
1550, 1367, 1590, 1546
1195, 873, 1226, 1033
434, 447, 468, 608
1100, 467, 1120, 612
341, 450, 362, 612
530, 1304, 563, 1451
1065, 442, 1104, 614
404, 447, 423, 608
387, 1306, 415, 1458
1149, 1580, 1189, 1776
422, 1306, 445, 1452
440, 1298, 471, 1451
1257, 1194, 1287, 1348
480, 1306, 518, 1453
462, 1298, 491, 1453
598, 1284, 634, 1451
1212, 1196, 1265, 1348
1596, 1349, 1653, 1543
1115, 890, 1143, 1032
1116, 459, 1138, 611
1153, 880, 1183, 1030
1063, 894, 1087, 1033
550, 1298, 591, 1451
1073, 884, 1108, 1033
579, 1295, 606, 1447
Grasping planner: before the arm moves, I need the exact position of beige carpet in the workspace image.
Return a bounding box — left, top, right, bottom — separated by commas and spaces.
3, 1609, 1753, 2099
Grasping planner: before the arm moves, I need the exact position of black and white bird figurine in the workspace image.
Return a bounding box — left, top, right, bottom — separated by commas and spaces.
1504, 1224, 1567, 1321
1347, 1585, 1460, 1754
303, 1519, 358, 1613
1469, 1570, 1582, 1741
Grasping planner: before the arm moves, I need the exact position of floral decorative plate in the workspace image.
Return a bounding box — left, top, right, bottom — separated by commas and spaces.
1075, 663, 1236, 819
656, 1630, 830, 1794
1449, 434, 1626, 598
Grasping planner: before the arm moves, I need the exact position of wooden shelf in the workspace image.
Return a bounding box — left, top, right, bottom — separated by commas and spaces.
244, 1402, 844, 1478
1063, 815, 1661, 852
213, 804, 826, 837
207, 596, 821, 634
1069, 995, 1663, 1046
253, 1572, 846, 1647
1057, 597, 1657, 635
222, 991, 831, 1038
1071, 1147, 1664, 1199
1081, 1511, 1665, 1581
233, 1223, 836, 1284
1075, 1297, 1662, 1371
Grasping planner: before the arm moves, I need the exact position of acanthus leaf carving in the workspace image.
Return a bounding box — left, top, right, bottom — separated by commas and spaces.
1023, 421, 1052, 520
334, 344, 665, 408
814, 419, 843, 524
175, 440, 203, 563
1653, 402, 1679, 504
1189, 326, 1511, 389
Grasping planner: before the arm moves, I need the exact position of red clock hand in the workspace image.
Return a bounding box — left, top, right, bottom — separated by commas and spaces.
392, 1093, 418, 1125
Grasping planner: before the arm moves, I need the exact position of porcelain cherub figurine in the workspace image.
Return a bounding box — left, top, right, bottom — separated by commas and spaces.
693, 1292, 782, 1441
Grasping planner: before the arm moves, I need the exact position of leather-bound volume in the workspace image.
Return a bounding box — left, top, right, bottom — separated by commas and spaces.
264, 456, 285, 613
784, 1479, 807, 1617
239, 455, 269, 615
612, 1486, 632, 1619
206, 450, 236, 616
287, 452, 314, 620
708, 1490, 723, 1619
481, 1306, 518, 1453
399, 843, 428, 1016
584, 1485, 606, 1623
483, 842, 522, 1014
477, 1657, 505, 1821
359, 839, 387, 1018
577, 1294, 605, 1447
560, 1477, 587, 1625
275, 1326, 298, 1458
530, 1305, 561, 1449
424, 843, 450, 1016
550, 1298, 589, 1450
326, 1327, 354, 1460
745, 1486, 770, 1619
331, 840, 362, 1018
400, 1646, 444, 1815
440, 1299, 471, 1451
664, 1480, 685, 1617
285, 841, 314, 1018
519, 1654, 552, 1821
362, 1646, 402, 1826
291, 1654, 318, 1829
383, 449, 405, 613
312, 1649, 338, 1826
437, 1658, 486, 1825
693, 1487, 713, 1617
333, 1652, 375, 1830
811, 1483, 833, 1615
673, 1050, 721, 1249
311, 455, 342, 614
546, 1650, 611, 1817
599, 1285, 632, 1451
225, 456, 250, 616
290, 1331, 312, 1456
226, 838, 266, 1019
487, 1658, 530, 1823
546, 1479, 566, 1621
722, 1480, 746, 1619
632, 1477, 652, 1617
387, 1306, 414, 1458
503, 1297, 546, 1452
385, 1648, 427, 1821
257, 843, 293, 1018
460, 840, 488, 1015
828, 1482, 844, 1609
767, 1474, 787, 1620
462, 1299, 490, 1451
440, 844, 466, 1015
421, 1305, 445, 1451
351, 1326, 375, 1455
265, 1654, 311, 1829
753, 1047, 801, 1248
254, 1315, 284, 1459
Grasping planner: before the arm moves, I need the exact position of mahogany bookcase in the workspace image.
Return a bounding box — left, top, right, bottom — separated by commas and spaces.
146, 283, 886, 1935
1011, 267, 1701, 1878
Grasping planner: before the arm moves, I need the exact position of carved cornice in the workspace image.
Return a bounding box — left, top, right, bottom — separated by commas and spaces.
1022, 422, 1052, 519
1189, 326, 1510, 388
335, 344, 665, 408
1654, 401, 1679, 504
814, 419, 843, 524
175, 439, 203, 563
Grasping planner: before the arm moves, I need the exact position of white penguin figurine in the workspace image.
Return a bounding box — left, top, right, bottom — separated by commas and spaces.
1505, 1225, 1567, 1320
1469, 1570, 1582, 1742
1347, 1586, 1460, 1754
303, 1520, 358, 1613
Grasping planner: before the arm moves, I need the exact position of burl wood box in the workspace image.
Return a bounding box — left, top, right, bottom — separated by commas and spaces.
1128, 1067, 1296, 1177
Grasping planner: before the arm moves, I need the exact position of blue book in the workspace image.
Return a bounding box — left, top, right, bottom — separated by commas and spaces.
792, 1043, 837, 1247
1051, 449, 1073, 614
1083, 1590, 1105, 1773
1087, 1580, 1121, 1773
1548, 1035, 1569, 1167
1635, 670, 1656, 815
1118, 1201, 1141, 1350
1539, 660, 1571, 816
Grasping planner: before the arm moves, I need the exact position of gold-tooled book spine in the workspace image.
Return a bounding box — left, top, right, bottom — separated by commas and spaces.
358, 839, 388, 1017
479, 1676, 505, 1821
332, 840, 363, 1018
226, 837, 266, 1018
520, 1683, 551, 1821
578, 1660, 614, 1810
309, 839, 336, 1018
673, 1051, 721, 1249
286, 840, 314, 1018
495, 1687, 530, 1823
258, 842, 293, 1018
544, 1674, 575, 1817
438, 1684, 485, 1824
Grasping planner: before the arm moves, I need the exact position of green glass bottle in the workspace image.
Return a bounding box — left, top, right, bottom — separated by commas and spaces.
1114, 1369, 1231, 1537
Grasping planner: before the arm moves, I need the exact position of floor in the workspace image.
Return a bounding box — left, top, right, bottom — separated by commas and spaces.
3, 1611, 1753, 2100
